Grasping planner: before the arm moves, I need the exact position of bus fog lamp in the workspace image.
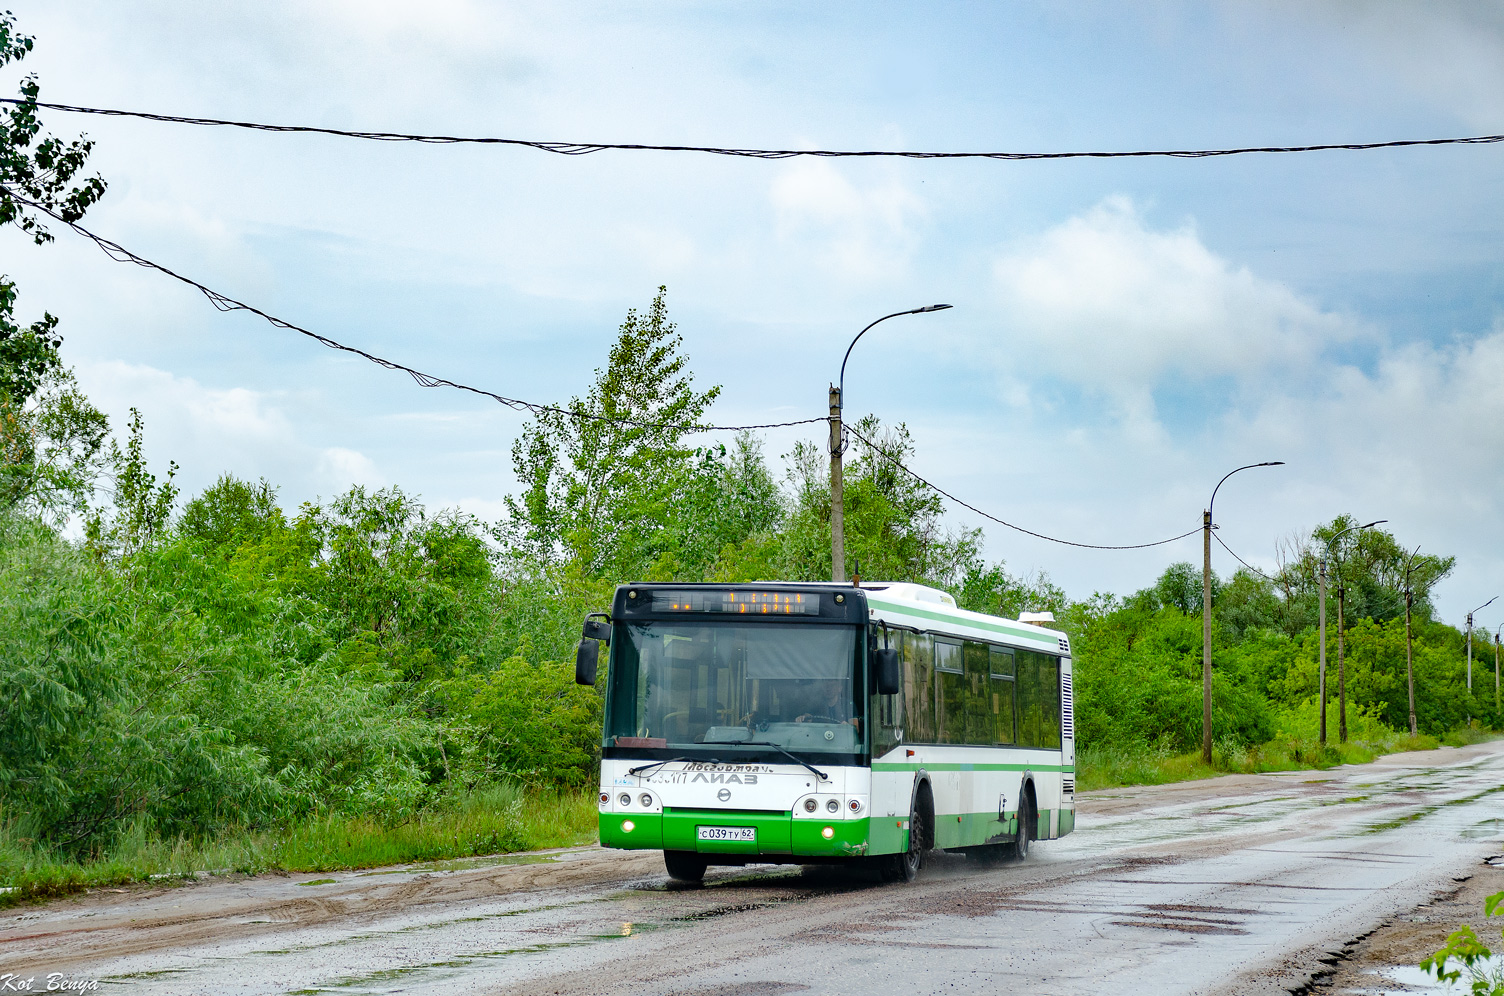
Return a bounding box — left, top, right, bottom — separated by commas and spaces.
821, 826, 834, 839
622, 819, 635, 833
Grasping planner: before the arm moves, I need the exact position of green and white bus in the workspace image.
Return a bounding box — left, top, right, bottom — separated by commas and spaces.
574, 581, 1074, 882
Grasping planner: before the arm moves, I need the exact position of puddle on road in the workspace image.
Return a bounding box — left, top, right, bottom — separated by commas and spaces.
1344, 782, 1504, 836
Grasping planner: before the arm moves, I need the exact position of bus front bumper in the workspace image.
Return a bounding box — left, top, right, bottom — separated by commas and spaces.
600, 810, 872, 858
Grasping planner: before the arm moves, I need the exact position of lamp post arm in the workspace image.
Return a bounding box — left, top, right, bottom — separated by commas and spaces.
837, 304, 950, 405
1207, 461, 1285, 523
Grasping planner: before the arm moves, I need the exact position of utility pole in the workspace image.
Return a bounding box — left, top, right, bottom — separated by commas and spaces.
829, 385, 845, 582
1337, 581, 1347, 742
1318, 558, 1328, 744
1201, 461, 1283, 765
1464, 597, 1497, 726
1328, 519, 1384, 744
1405, 586, 1417, 736
1402, 545, 1422, 737
1202, 508, 1213, 763
1467, 611, 1474, 694
830, 304, 951, 582
1496, 626, 1501, 712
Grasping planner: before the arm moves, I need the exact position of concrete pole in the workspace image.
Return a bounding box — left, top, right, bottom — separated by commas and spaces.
1337, 585, 1348, 743
1495, 631, 1500, 712
829, 386, 844, 583
1318, 559, 1328, 744
1202, 509, 1213, 765
1405, 588, 1417, 737
1466, 612, 1473, 693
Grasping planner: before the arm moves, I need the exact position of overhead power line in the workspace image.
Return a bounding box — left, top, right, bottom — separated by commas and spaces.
1212, 531, 1278, 581
0, 186, 822, 435
8, 98, 1504, 162
0, 188, 1269, 558
843, 422, 1201, 551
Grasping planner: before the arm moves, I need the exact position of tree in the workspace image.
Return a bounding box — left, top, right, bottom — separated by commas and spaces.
84, 409, 178, 560
504, 287, 720, 578
0, 14, 111, 523
0, 11, 107, 244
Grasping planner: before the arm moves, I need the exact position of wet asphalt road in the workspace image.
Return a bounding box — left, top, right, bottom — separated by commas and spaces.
11, 740, 1504, 996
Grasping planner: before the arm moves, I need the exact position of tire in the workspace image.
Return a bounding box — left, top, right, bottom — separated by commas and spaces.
1009, 796, 1033, 863
663, 850, 707, 883
889, 794, 928, 882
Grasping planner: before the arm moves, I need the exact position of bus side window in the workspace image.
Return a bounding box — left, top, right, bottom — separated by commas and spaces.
934, 639, 965, 744
962, 641, 991, 745
989, 646, 1015, 745
1017, 650, 1062, 749
901, 631, 935, 744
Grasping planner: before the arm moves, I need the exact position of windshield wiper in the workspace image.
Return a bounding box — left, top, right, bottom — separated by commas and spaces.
628, 756, 716, 778
734, 741, 828, 782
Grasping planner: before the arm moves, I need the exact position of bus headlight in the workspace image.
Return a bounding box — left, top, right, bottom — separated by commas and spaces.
825, 798, 839, 813
639, 793, 654, 808
618, 792, 632, 807
803, 798, 818, 813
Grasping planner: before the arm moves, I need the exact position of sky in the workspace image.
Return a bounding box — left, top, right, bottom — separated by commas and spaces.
3, 2, 1503, 632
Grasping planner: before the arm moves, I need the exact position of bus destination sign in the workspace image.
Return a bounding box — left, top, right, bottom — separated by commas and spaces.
650, 590, 821, 615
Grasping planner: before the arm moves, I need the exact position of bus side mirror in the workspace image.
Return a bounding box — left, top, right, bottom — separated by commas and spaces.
582, 618, 610, 643
575, 638, 599, 686
874, 647, 900, 695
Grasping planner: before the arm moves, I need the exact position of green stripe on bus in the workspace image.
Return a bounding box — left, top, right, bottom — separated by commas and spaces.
871, 762, 1075, 772
863, 598, 1062, 647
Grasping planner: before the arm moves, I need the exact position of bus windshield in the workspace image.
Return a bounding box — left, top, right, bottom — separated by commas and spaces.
606, 621, 861, 754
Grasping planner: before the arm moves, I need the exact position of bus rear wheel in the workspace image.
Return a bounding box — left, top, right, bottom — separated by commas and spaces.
1006, 796, 1033, 862
664, 850, 707, 883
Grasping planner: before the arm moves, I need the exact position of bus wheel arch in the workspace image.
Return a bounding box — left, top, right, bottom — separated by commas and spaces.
910, 771, 935, 851
885, 771, 933, 882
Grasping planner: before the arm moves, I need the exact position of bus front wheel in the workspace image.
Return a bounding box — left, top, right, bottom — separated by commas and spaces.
664, 850, 707, 883
889, 792, 929, 882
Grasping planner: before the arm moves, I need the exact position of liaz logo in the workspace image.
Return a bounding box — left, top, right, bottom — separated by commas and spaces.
692, 772, 757, 785
717, 788, 732, 802
650, 771, 759, 785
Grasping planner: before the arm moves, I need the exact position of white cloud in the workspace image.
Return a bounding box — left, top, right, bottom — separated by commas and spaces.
73, 360, 363, 507
1237, 325, 1504, 527
316, 447, 383, 490
770, 161, 926, 283
992, 197, 1359, 412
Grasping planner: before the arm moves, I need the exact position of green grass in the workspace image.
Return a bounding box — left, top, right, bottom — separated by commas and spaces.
1075, 726, 1491, 792
1078, 701, 1502, 793
0, 783, 598, 907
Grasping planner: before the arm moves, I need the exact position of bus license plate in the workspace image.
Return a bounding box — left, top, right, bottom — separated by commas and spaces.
697, 826, 755, 842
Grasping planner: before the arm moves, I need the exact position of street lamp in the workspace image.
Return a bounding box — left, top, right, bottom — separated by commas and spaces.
829, 304, 952, 582
1322, 519, 1385, 744
1495, 624, 1502, 713
1466, 596, 1496, 697
1202, 461, 1284, 764
1323, 517, 1389, 746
